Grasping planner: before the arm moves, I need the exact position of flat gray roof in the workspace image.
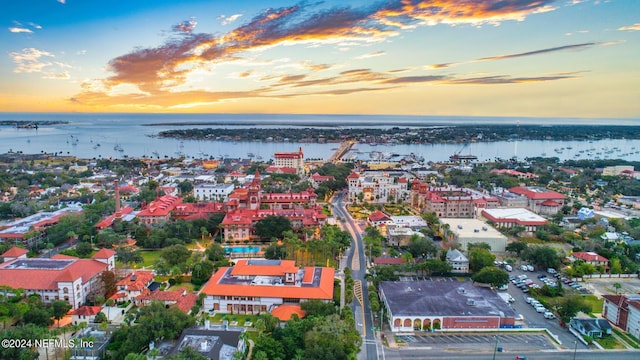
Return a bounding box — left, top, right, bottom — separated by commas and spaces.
380, 280, 516, 318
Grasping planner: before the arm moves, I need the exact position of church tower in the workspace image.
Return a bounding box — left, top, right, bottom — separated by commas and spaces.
249, 170, 262, 210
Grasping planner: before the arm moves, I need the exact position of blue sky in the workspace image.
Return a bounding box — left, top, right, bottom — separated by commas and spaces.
1, 0, 639, 118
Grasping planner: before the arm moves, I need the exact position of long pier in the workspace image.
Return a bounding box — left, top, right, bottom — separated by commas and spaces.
328, 140, 356, 163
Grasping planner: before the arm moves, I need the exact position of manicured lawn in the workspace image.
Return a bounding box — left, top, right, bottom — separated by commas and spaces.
139, 250, 162, 267
581, 295, 604, 314
596, 335, 626, 349
167, 282, 196, 292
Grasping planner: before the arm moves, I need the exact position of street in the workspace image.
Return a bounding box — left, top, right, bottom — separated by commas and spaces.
332, 192, 379, 360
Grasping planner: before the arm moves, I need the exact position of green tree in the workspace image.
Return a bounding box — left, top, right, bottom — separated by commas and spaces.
553, 296, 591, 325
407, 236, 438, 259
505, 241, 528, 256
50, 300, 72, 327
160, 244, 191, 267
468, 248, 496, 273
75, 241, 94, 257
116, 247, 144, 266
93, 312, 107, 324
471, 267, 509, 288
303, 314, 361, 360
191, 260, 215, 285
264, 243, 287, 259
301, 300, 336, 318
467, 242, 492, 251
254, 216, 292, 240
610, 258, 622, 274
524, 246, 562, 270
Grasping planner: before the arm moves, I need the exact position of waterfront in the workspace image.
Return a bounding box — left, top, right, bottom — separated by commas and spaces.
0, 113, 639, 162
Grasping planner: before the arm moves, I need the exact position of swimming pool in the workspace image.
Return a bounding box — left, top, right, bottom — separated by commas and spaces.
224, 246, 261, 253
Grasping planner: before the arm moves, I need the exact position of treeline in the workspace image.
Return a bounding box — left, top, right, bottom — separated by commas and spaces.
154, 125, 640, 143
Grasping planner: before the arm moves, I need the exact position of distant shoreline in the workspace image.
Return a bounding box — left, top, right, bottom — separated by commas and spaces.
151, 124, 640, 144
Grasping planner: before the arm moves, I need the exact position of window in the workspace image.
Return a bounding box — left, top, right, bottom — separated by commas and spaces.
63, 288, 69, 294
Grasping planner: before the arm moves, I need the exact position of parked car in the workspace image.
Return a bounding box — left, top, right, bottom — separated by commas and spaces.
527, 265, 534, 272
547, 268, 557, 274
535, 306, 547, 313
505, 264, 513, 272
515, 314, 524, 321
537, 274, 547, 279
498, 284, 509, 291
520, 265, 528, 271
544, 312, 556, 319
524, 296, 534, 304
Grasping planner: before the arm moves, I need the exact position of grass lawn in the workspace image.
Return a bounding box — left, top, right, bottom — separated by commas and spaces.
139, 250, 162, 267
210, 313, 259, 324
581, 295, 604, 314
596, 335, 626, 349
614, 329, 640, 349
167, 282, 196, 292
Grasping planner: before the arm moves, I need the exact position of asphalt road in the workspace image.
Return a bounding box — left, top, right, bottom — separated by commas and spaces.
383, 348, 640, 360
333, 192, 378, 360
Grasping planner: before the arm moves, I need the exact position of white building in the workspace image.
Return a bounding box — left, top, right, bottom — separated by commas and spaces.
274, 148, 305, 175
0, 248, 115, 309
194, 183, 235, 201
441, 218, 508, 252
201, 259, 334, 318
481, 208, 548, 232
347, 171, 409, 204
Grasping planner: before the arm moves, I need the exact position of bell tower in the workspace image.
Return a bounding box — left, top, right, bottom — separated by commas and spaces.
249, 171, 261, 210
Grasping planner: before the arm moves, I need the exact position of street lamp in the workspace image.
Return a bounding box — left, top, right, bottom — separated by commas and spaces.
573, 340, 578, 360
492, 335, 499, 360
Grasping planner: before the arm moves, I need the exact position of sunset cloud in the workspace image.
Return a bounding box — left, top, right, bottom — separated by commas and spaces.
73, 0, 567, 109
445, 74, 576, 85
10, 48, 55, 73
9, 27, 31, 33
355, 51, 386, 59
618, 23, 640, 31
172, 19, 198, 33
430, 42, 611, 69
219, 14, 243, 26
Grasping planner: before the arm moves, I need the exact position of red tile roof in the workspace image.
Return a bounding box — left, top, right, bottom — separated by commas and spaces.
541, 200, 562, 206
71, 306, 102, 316
116, 270, 154, 292
2, 247, 28, 258
272, 304, 306, 321
571, 251, 609, 263
230, 259, 298, 276
202, 266, 334, 300
92, 248, 116, 259
51, 254, 78, 260
136, 289, 198, 313
0, 259, 108, 290
265, 166, 298, 174
368, 211, 391, 222
346, 172, 360, 179
508, 186, 566, 200
137, 195, 182, 217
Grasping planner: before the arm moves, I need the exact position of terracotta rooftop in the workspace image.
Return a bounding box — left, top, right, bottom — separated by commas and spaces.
71, 306, 102, 316
272, 304, 306, 321
116, 270, 155, 292
1, 247, 28, 258
92, 248, 116, 259
0, 258, 108, 290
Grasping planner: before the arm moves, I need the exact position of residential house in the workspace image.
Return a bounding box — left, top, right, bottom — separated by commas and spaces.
71, 306, 103, 325
570, 318, 612, 338
113, 270, 155, 302
135, 288, 198, 314
446, 249, 469, 273
506, 186, 566, 215
569, 252, 609, 269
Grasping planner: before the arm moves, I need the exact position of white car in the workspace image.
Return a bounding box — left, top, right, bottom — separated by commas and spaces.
547, 268, 557, 274
544, 312, 556, 319
536, 306, 547, 313
527, 265, 534, 272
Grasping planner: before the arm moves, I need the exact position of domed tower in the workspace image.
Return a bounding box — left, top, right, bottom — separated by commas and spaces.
249, 170, 262, 210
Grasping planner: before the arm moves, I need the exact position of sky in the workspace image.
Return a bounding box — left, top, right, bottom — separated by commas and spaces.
1, 0, 639, 118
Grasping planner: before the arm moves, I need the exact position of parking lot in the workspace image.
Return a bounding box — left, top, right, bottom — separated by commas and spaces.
395, 333, 557, 352
581, 277, 640, 298
504, 267, 590, 350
